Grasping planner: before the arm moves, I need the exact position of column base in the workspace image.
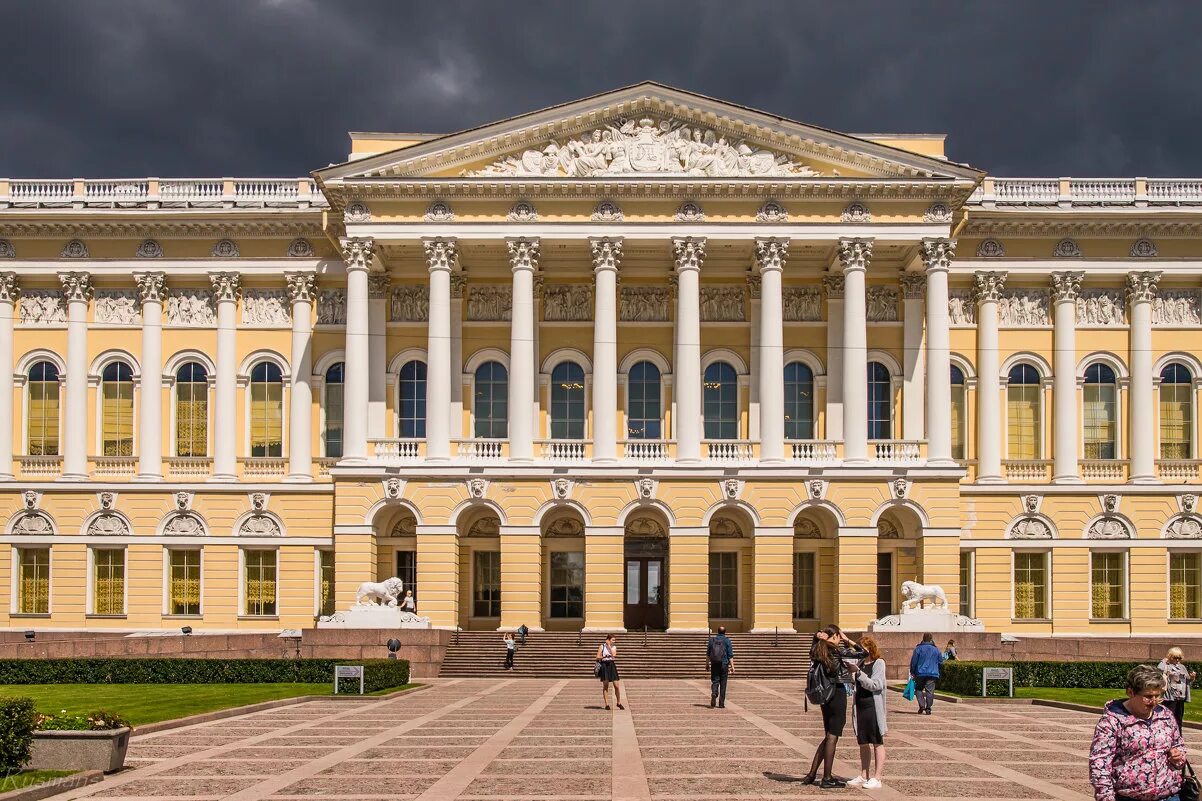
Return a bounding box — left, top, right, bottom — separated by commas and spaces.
507, 457, 534, 464
208, 473, 238, 483
0, 474, 14, 482
675, 457, 703, 465
926, 458, 960, 468
591, 457, 619, 465
337, 456, 368, 467
424, 456, 452, 465
132, 473, 164, 483
497, 625, 545, 633
582, 627, 626, 634
758, 457, 787, 466
750, 627, 797, 634
666, 627, 711, 634
284, 473, 314, 483
1052, 474, 1085, 485
57, 473, 88, 482
842, 457, 870, 466
1129, 474, 1162, 485
975, 474, 1006, 484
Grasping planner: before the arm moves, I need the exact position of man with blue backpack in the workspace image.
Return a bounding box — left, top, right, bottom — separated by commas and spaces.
707, 625, 735, 708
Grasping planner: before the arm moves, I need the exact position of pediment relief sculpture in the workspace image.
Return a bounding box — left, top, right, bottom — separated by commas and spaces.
998, 289, 1050, 326
390, 285, 429, 322
167, 289, 217, 326
878, 520, 900, 539
794, 518, 823, 539
544, 284, 594, 322
783, 287, 822, 322
545, 516, 584, 537
700, 287, 744, 322
1076, 290, 1127, 326
1153, 290, 1201, 326
1087, 517, 1131, 540
626, 517, 666, 537
620, 286, 669, 322
390, 513, 417, 537
19, 291, 66, 325
1009, 517, 1052, 539
94, 290, 140, 325
87, 512, 130, 536
238, 514, 282, 537
467, 286, 511, 321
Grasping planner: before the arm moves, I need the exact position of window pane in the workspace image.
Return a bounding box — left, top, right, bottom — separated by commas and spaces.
867, 363, 892, 440
472, 551, 501, 617
1161, 371, 1193, 460
1007, 384, 1041, 459
473, 362, 507, 439
708, 552, 738, 618
93, 548, 125, 615
101, 364, 134, 457
1091, 552, 1125, 620
1170, 552, 1202, 620
27, 364, 60, 456
318, 550, 336, 617
784, 362, 814, 440
959, 551, 973, 617
168, 549, 201, 616
549, 551, 584, 618
627, 361, 661, 440
550, 362, 586, 440
175, 364, 208, 457
325, 363, 344, 458
793, 552, 815, 619
876, 552, 893, 619
395, 551, 417, 603
250, 365, 284, 457
1014, 552, 1048, 619
18, 548, 50, 614
1083, 369, 1117, 459
703, 362, 738, 440
398, 360, 427, 439
244, 550, 277, 616
950, 366, 967, 460
626, 560, 640, 605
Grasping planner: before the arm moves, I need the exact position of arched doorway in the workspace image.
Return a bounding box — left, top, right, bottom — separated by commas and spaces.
624, 511, 669, 630
374, 505, 418, 610
541, 508, 586, 631
875, 506, 923, 620
792, 508, 838, 628
457, 506, 502, 631
708, 507, 753, 631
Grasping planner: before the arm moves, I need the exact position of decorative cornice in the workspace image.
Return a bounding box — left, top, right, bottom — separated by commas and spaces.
0, 272, 19, 303
1126, 271, 1162, 304
0, 220, 323, 239
899, 273, 926, 299
754, 237, 788, 273
672, 237, 706, 272
209, 272, 242, 303
58, 271, 92, 302
506, 238, 540, 272
422, 238, 459, 273
134, 272, 168, 304
589, 237, 622, 272
341, 237, 375, 272
972, 271, 1008, 304
919, 237, 955, 273
964, 219, 1202, 238
285, 273, 317, 304
1049, 271, 1085, 302
836, 238, 872, 272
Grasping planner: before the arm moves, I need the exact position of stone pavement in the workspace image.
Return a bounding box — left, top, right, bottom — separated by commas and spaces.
50, 678, 1202, 800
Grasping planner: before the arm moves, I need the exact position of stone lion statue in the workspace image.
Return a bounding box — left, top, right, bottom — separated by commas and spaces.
355, 577, 404, 608
900, 580, 948, 612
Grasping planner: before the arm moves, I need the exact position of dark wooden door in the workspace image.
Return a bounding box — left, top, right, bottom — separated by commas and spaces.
624, 557, 665, 630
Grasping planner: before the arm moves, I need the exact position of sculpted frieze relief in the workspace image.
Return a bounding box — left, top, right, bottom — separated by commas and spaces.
620, 286, 669, 322
241, 289, 291, 326
866, 286, 898, 322
317, 289, 347, 325
1166, 515, 1202, 539
390, 285, 429, 322
1076, 289, 1127, 326
783, 287, 822, 321
465, 117, 822, 178
1153, 290, 1201, 326
998, 289, 1050, 326
467, 286, 511, 321
12, 511, 54, 536
163, 512, 206, 536
1008, 518, 1053, 539
167, 289, 217, 326
18, 291, 66, 325
94, 290, 140, 325
543, 284, 594, 322
87, 512, 130, 537
700, 286, 744, 322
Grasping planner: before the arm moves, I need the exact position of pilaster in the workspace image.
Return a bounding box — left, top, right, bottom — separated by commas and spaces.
134, 272, 167, 481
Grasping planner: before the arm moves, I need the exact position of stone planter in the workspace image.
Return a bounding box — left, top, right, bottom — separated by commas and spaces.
28, 727, 130, 773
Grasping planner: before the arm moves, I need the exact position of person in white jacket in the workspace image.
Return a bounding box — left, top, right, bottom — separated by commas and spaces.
848, 635, 888, 789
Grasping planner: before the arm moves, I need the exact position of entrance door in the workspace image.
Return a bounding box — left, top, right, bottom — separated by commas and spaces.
624, 557, 665, 630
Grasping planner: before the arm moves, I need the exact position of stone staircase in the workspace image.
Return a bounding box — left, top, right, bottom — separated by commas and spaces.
438, 631, 813, 678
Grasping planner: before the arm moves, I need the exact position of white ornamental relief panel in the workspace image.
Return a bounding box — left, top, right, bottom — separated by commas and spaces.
87, 512, 131, 536
1153, 290, 1201, 326
238, 514, 283, 537
543, 285, 594, 322
467, 286, 511, 321
390, 285, 429, 322
94, 290, 140, 325
1008, 518, 1053, 539
18, 291, 66, 325
163, 512, 206, 536
948, 290, 977, 325
700, 287, 744, 322
167, 289, 217, 326
465, 117, 822, 178
1076, 290, 1128, 326
242, 289, 291, 326
317, 289, 347, 325
620, 287, 670, 322
1167, 515, 1202, 539
783, 287, 822, 321
998, 289, 1050, 326
866, 286, 899, 322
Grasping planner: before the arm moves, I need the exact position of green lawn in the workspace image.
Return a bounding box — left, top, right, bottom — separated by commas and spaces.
0, 770, 74, 792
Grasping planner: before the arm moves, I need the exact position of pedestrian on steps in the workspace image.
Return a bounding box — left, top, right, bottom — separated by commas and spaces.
596, 633, 625, 710
707, 625, 735, 708
503, 632, 516, 671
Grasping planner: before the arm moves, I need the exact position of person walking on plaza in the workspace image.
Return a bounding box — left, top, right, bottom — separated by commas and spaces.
1089, 664, 1187, 801
596, 633, 625, 710
909, 633, 944, 715
502, 632, 516, 670
848, 635, 888, 790
707, 625, 734, 708
1158, 647, 1195, 731
802, 625, 868, 789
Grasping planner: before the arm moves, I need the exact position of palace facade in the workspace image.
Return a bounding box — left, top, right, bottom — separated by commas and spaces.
2, 83, 1201, 638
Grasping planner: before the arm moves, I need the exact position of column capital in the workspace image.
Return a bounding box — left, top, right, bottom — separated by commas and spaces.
754, 237, 789, 273
589, 237, 623, 272
340, 236, 375, 272
506, 237, 540, 272
836, 237, 873, 273
919, 237, 955, 273
823, 273, 845, 299
899, 272, 926, 299
367, 273, 391, 299
972, 270, 1008, 304
0, 272, 19, 303
422, 237, 458, 272
58, 271, 93, 303
672, 236, 706, 272
1050, 270, 1085, 302
134, 272, 168, 304
1126, 270, 1162, 304
284, 272, 317, 305
209, 271, 241, 303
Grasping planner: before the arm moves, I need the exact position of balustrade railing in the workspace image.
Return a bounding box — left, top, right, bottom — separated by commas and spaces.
871, 440, 923, 462
1003, 460, 1053, 482
1069, 179, 1136, 204
239, 457, 288, 478
90, 456, 138, 477
537, 439, 588, 460
1157, 460, 1202, 482
454, 439, 507, 460
315, 457, 339, 478
369, 438, 424, 461
965, 176, 1202, 209
1080, 459, 1129, 482
1, 178, 324, 209
704, 440, 755, 461
166, 457, 212, 478
992, 178, 1059, 204
18, 456, 63, 477
1147, 179, 1202, 204
787, 440, 839, 461
622, 439, 672, 461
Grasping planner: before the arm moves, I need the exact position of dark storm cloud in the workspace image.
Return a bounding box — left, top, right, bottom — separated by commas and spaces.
2, 1, 1200, 178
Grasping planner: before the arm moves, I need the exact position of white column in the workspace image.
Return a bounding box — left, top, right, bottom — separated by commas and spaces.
0, 274, 18, 481
59, 272, 92, 480
974, 271, 1007, 482
285, 273, 316, 481
367, 274, 389, 439
590, 237, 621, 462
341, 238, 373, 463
756, 238, 788, 462
838, 239, 871, 463
673, 237, 705, 463
900, 273, 926, 442
210, 272, 240, 481
135, 272, 167, 481
824, 275, 844, 440
506, 238, 539, 462
922, 239, 955, 464
1050, 271, 1084, 483
449, 273, 465, 436
748, 275, 761, 443
423, 238, 457, 462
1128, 271, 1162, 483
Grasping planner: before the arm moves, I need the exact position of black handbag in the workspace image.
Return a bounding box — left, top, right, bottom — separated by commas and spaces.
1181, 761, 1200, 801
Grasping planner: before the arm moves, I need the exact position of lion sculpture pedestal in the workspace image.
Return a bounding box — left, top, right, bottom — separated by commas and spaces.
868, 581, 984, 633
316, 576, 432, 630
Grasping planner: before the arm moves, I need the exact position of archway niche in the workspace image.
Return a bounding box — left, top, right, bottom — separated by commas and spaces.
457, 505, 502, 630
708, 507, 754, 629
374, 505, 418, 604
792, 508, 839, 627
875, 505, 924, 620
623, 509, 669, 630
541, 507, 587, 630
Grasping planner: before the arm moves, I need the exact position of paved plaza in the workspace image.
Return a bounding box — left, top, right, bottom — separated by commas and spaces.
51, 679, 1202, 800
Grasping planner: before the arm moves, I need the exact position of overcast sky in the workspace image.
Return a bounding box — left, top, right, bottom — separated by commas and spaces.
2, 1, 1200, 178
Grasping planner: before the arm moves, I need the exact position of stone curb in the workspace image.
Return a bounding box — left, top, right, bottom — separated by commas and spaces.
0, 770, 102, 801
1031, 698, 1202, 730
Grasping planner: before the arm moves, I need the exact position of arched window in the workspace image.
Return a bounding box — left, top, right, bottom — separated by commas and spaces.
627, 361, 661, 440
1161, 363, 1194, 459
784, 362, 815, 440
27, 361, 60, 456
101, 362, 135, 457
249, 362, 284, 457
703, 361, 738, 439
1083, 363, 1118, 460
398, 360, 427, 439
550, 361, 586, 440
867, 362, 892, 440
950, 365, 967, 460
473, 361, 508, 438
324, 363, 344, 457
175, 362, 208, 457
1007, 364, 1042, 459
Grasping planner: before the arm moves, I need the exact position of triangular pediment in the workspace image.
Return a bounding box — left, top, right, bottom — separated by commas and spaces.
317, 82, 982, 184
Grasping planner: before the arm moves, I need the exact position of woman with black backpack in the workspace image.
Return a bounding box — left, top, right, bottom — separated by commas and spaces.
802, 624, 867, 789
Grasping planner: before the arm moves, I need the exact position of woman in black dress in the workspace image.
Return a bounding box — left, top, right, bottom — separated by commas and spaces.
596, 633, 625, 710
802, 625, 868, 789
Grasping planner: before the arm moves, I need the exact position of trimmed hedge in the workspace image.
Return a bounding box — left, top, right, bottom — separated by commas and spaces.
941, 660, 1196, 696
332, 659, 412, 695
0, 697, 37, 775
0, 658, 409, 690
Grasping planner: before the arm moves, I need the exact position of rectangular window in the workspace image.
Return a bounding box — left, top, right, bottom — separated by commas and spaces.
243, 550, 278, 616
318, 550, 335, 617
1084, 383, 1117, 459
395, 550, 417, 605
167, 549, 201, 616
17, 548, 50, 615
28, 381, 60, 456
325, 383, 344, 458
1091, 552, 1126, 620
1170, 552, 1202, 620
250, 382, 284, 457
708, 552, 738, 618
175, 383, 208, 457
793, 552, 816, 619
1014, 552, 1048, 619
549, 551, 584, 618
1161, 383, 1192, 459
472, 551, 501, 618
92, 548, 125, 615
950, 383, 967, 460
102, 381, 134, 457
1007, 384, 1041, 459
875, 552, 894, 619
959, 551, 974, 618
